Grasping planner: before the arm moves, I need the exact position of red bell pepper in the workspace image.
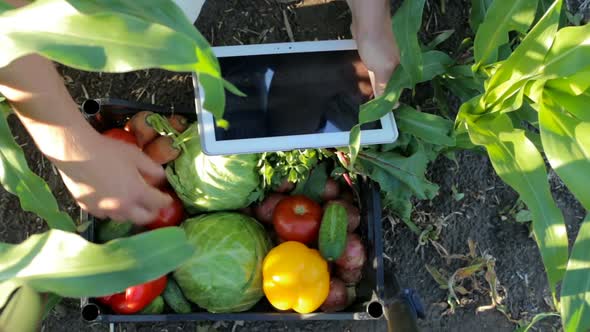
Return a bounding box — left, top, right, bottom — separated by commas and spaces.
97, 275, 167, 314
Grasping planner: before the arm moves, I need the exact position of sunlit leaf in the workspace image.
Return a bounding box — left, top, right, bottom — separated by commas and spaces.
0, 0, 225, 118
542, 23, 590, 79
0, 285, 42, 332
392, 0, 426, 84
543, 88, 590, 122
545, 70, 590, 96
0, 103, 76, 232
0, 228, 194, 300
561, 214, 590, 332
473, 0, 538, 70
466, 113, 568, 292
483, 0, 562, 110
539, 92, 590, 210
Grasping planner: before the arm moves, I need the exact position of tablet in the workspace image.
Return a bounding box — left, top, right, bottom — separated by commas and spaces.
193, 39, 398, 155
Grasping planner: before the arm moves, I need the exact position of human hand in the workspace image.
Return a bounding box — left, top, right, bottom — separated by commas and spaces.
348, 0, 400, 97
53, 132, 172, 225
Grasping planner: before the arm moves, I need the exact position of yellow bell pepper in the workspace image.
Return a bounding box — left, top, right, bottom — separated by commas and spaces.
262, 241, 330, 314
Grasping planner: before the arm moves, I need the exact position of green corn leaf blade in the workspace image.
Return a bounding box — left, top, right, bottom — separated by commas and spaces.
515, 312, 560, 332
470, 0, 494, 33
473, 0, 538, 70
41, 293, 61, 319
0, 228, 194, 302
0, 103, 76, 232
543, 88, 590, 122
358, 141, 438, 200
541, 23, 590, 79
545, 70, 590, 96
561, 214, 590, 332
395, 105, 455, 146
0, 280, 19, 310
0, 284, 42, 332
0, 0, 225, 118
466, 113, 568, 292
424, 29, 455, 51
483, 0, 562, 108
535, 0, 556, 21
349, 51, 453, 165
509, 111, 543, 152
539, 92, 590, 210
392, 0, 426, 85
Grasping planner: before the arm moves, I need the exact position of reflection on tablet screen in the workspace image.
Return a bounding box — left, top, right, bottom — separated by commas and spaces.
213, 50, 382, 141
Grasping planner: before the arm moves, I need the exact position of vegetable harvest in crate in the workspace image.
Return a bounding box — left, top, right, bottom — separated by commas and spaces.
93, 112, 396, 315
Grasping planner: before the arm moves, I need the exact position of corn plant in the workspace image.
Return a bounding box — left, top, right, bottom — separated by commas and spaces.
446, 0, 589, 330
347, 0, 589, 330
0, 0, 232, 329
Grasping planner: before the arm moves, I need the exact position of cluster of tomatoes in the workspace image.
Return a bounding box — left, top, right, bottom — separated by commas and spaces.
101, 112, 188, 230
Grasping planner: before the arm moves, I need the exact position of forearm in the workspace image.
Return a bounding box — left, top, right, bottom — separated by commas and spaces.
346, 0, 392, 34
0, 54, 97, 163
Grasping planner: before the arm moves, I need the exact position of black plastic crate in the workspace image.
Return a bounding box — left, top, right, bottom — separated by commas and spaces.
79, 98, 421, 331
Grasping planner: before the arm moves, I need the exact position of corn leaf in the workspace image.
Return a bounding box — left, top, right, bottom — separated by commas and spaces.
473, 0, 538, 70
539, 91, 590, 210
349, 51, 452, 165
0, 103, 76, 232
0, 285, 42, 332
561, 214, 590, 332
543, 88, 590, 122
395, 105, 455, 146
470, 0, 494, 33
541, 23, 590, 79
0, 228, 194, 307
545, 70, 590, 96
0, 280, 19, 311
0, 0, 225, 118
392, 0, 426, 84
466, 113, 568, 292
483, 0, 562, 109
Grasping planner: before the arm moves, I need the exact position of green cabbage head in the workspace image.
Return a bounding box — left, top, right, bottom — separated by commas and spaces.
166, 124, 261, 212
174, 212, 271, 313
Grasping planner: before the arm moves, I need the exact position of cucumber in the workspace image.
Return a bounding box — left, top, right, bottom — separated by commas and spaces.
163, 278, 192, 313
139, 296, 164, 314
319, 203, 348, 261
97, 220, 133, 243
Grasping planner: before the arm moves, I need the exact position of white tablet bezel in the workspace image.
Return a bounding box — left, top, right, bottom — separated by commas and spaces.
193, 39, 398, 155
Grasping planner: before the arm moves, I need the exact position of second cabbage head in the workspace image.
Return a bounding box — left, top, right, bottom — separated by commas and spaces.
166, 124, 262, 212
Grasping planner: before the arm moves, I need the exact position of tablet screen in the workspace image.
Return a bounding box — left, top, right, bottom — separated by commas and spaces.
212, 50, 382, 141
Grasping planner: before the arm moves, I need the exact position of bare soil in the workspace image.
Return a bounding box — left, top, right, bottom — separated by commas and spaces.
1, 1, 585, 331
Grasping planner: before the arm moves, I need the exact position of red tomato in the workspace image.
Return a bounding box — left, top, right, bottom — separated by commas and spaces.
97, 275, 167, 314
103, 128, 138, 147
273, 195, 322, 244
145, 188, 185, 230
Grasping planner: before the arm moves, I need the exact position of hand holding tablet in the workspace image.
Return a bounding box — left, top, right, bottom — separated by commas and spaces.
194, 40, 399, 155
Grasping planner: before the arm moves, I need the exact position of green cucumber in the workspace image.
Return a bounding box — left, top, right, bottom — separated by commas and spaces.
163, 278, 192, 313
97, 219, 133, 243
319, 203, 348, 261
139, 296, 164, 314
